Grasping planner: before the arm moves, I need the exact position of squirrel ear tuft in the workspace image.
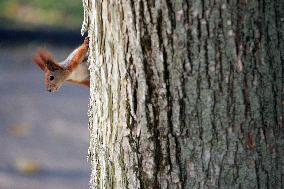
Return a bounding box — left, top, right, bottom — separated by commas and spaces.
33, 49, 47, 71
33, 49, 62, 71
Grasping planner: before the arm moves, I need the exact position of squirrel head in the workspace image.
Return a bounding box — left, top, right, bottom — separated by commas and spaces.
33, 49, 70, 92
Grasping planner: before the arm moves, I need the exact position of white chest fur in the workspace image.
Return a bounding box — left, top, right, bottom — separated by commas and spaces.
67, 63, 89, 81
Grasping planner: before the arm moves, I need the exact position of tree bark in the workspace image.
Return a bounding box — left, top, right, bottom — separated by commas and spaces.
82, 0, 284, 188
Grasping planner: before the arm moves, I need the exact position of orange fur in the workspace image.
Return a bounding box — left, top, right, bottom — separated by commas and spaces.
68, 79, 90, 87
67, 38, 89, 71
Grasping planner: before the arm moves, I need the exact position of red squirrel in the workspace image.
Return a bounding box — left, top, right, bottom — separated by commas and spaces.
33, 37, 90, 92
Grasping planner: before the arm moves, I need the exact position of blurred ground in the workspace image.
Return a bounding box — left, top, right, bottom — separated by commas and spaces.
0, 43, 90, 189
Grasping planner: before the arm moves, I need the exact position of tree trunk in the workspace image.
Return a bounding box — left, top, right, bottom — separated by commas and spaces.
82, 0, 283, 188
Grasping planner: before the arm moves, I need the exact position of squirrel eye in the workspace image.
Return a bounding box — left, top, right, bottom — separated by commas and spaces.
49, 75, 54, 81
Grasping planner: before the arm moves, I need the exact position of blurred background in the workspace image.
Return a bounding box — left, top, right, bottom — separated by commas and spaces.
0, 0, 90, 189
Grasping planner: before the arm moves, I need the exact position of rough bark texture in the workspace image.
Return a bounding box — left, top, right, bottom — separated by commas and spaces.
82, 0, 284, 188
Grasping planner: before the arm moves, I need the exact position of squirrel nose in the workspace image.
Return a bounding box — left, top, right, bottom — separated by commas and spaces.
48, 89, 52, 92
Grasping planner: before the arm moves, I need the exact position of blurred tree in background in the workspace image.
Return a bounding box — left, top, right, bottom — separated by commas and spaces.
0, 0, 83, 29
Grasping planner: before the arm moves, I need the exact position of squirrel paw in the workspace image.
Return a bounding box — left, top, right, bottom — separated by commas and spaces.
84, 37, 89, 46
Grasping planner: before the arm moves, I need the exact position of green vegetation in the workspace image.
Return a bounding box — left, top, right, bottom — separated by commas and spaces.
0, 0, 83, 29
